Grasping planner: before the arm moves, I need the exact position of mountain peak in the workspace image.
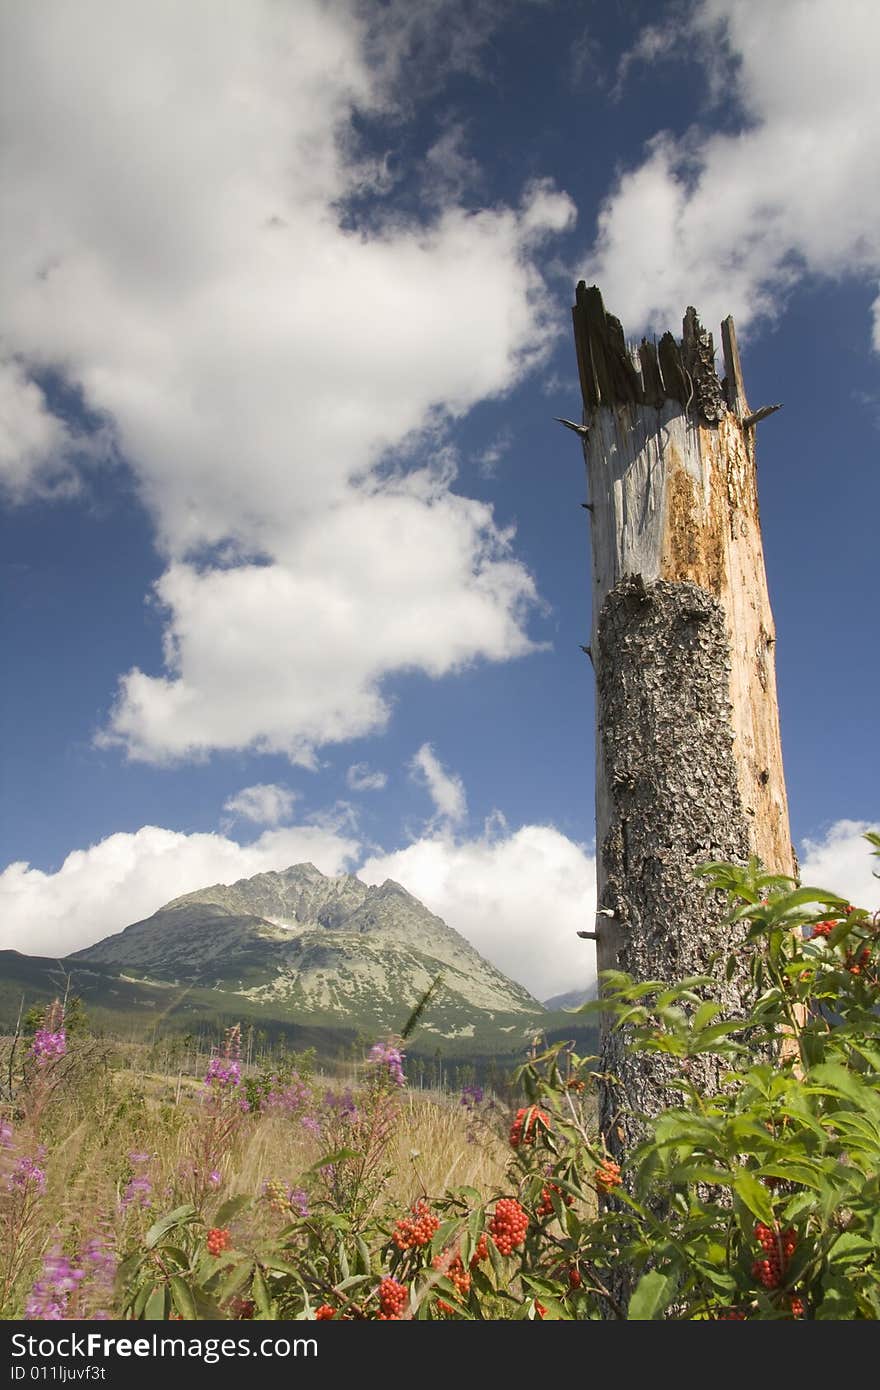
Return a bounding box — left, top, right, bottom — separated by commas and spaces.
72, 861, 545, 1040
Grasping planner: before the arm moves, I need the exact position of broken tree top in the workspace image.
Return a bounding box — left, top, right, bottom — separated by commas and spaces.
571, 282, 778, 428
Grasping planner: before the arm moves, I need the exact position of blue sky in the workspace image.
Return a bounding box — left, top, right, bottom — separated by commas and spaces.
1, 0, 878, 1001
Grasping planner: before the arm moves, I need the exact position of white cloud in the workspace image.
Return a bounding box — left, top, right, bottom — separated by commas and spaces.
0, 359, 80, 502
97, 475, 541, 764
0, 824, 359, 958
798, 819, 880, 911
409, 743, 468, 827
584, 0, 880, 344
346, 763, 388, 792
360, 824, 597, 1000
223, 784, 298, 827
0, 0, 575, 765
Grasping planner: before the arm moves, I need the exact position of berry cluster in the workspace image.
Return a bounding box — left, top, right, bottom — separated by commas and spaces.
535, 1182, 574, 1218
751, 1222, 797, 1289
263, 1178, 291, 1215
392, 1200, 440, 1251
433, 1250, 471, 1297
594, 1159, 622, 1195
811, 920, 836, 939
489, 1199, 529, 1255
377, 1277, 408, 1319
568, 1267, 582, 1290
789, 1295, 805, 1318
315, 1304, 336, 1320
206, 1227, 232, 1256
436, 1298, 455, 1317
509, 1106, 549, 1150
845, 946, 872, 976
470, 1233, 489, 1267
718, 1308, 747, 1320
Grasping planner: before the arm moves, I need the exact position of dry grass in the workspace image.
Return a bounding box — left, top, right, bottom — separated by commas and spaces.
1, 1038, 513, 1315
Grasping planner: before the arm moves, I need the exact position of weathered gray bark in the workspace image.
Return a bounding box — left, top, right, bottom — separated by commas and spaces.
567, 284, 795, 1156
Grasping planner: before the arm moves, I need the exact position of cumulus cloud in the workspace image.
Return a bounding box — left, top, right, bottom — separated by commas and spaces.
409, 743, 468, 828
97, 475, 542, 765
0, 824, 359, 958
584, 0, 880, 343
360, 824, 596, 1000
346, 763, 388, 792
0, 359, 80, 502
798, 819, 880, 911
222, 784, 298, 827
0, 0, 574, 766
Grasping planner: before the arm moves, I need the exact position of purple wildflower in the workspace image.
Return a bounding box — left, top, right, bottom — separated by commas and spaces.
25, 1247, 84, 1320
289, 1187, 309, 1217
79, 1236, 117, 1319
460, 1084, 484, 1109
323, 1088, 359, 1124
208, 1169, 222, 1187
31, 999, 66, 1066
0, 1117, 13, 1148
368, 1041, 405, 1086
264, 1076, 311, 1115
204, 1055, 242, 1088
32, 1029, 66, 1065
121, 1175, 152, 1210
300, 1114, 321, 1138
9, 1155, 46, 1193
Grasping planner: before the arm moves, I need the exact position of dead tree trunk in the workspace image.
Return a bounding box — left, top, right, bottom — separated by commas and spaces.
567, 283, 796, 1157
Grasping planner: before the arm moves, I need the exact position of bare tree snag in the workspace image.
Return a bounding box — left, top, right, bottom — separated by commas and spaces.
568, 283, 796, 1155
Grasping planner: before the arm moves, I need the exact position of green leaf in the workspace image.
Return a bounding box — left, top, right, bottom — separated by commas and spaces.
214, 1195, 250, 1227
252, 1266, 273, 1319
628, 1270, 674, 1320
733, 1172, 775, 1226
355, 1235, 372, 1276
217, 1259, 254, 1302
144, 1204, 197, 1250
170, 1276, 197, 1321
144, 1284, 167, 1320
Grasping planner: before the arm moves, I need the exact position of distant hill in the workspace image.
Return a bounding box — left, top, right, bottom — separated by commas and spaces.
542, 984, 598, 1012
1, 864, 596, 1065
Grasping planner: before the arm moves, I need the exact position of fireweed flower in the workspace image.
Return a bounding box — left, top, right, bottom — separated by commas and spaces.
9, 1154, 46, 1193
31, 1000, 66, 1066
368, 1042, 405, 1086
264, 1075, 311, 1115
25, 1247, 84, 1320
203, 1024, 244, 1093
80, 1236, 117, 1320
323, 1088, 359, 1124
300, 1115, 321, 1138
460, 1085, 484, 1110
0, 1117, 14, 1148
208, 1169, 222, 1187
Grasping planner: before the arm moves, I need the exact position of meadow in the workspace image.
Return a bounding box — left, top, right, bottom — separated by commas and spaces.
2, 850, 879, 1321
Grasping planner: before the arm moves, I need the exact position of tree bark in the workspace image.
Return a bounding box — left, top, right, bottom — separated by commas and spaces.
569, 284, 796, 1157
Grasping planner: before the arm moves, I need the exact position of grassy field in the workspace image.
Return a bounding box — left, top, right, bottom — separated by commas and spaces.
2, 1026, 566, 1319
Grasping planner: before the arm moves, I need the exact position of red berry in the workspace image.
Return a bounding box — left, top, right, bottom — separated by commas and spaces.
206, 1227, 232, 1256
594, 1159, 622, 1195
315, 1304, 335, 1320
509, 1106, 550, 1150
